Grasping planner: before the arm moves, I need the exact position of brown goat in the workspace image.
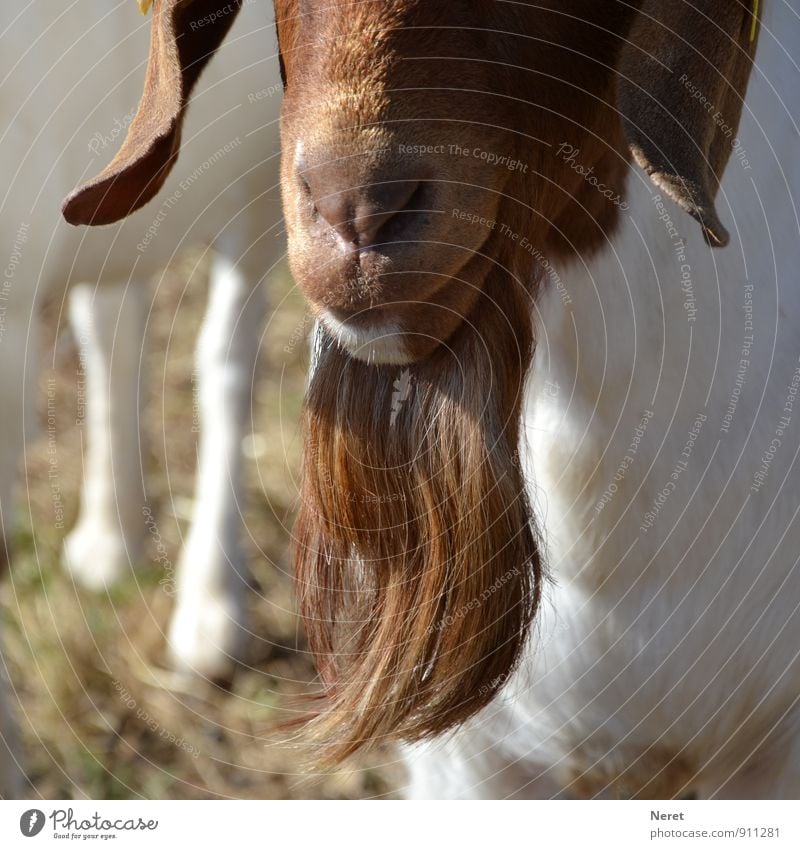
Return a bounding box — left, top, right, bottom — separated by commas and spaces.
64, 0, 771, 791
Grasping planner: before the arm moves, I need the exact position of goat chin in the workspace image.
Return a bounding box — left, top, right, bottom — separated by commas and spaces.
294, 268, 543, 762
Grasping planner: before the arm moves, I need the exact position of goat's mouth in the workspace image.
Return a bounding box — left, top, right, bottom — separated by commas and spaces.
305, 255, 491, 365
294, 224, 499, 365
284, 152, 508, 365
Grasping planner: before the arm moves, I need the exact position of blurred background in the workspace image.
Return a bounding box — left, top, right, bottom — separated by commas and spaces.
0, 0, 401, 800
2, 253, 401, 799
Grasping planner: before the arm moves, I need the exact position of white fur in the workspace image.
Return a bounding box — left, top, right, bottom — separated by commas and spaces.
167, 247, 267, 679
405, 0, 800, 799
320, 310, 412, 365
0, 0, 282, 794
62, 282, 147, 588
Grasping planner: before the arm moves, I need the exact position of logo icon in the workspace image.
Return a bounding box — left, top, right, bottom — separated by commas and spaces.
19, 810, 45, 837
390, 369, 413, 427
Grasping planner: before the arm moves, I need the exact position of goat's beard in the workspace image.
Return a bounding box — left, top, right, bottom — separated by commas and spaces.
294, 269, 541, 761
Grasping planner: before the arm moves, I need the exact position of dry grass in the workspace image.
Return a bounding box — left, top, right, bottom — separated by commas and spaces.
1, 248, 403, 799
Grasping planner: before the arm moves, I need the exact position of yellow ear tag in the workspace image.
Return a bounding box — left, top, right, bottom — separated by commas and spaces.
137, 0, 153, 14
750, 0, 759, 43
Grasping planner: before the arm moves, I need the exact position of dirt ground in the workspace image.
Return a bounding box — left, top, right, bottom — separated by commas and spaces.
1, 248, 403, 799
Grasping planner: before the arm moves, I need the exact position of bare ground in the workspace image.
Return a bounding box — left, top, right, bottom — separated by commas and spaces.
2, 248, 403, 799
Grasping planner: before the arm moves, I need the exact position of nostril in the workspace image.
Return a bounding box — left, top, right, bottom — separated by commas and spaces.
313, 193, 358, 245
371, 181, 426, 244
356, 180, 421, 246
312, 180, 422, 249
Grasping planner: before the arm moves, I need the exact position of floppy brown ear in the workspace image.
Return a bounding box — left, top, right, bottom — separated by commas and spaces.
618, 0, 760, 247
62, 0, 242, 226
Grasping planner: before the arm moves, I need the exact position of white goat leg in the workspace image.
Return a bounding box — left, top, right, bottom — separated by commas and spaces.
167, 250, 265, 679
62, 283, 147, 588
0, 0, 281, 794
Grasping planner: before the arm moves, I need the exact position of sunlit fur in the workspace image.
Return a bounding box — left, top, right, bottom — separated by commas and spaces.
278, 0, 633, 759
56, 0, 798, 798
319, 311, 412, 366
296, 266, 541, 760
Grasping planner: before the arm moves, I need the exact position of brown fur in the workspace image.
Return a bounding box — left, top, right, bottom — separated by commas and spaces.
278, 0, 759, 762
279, 0, 637, 760
619, 1, 760, 246
62, 0, 243, 225
277, 1, 638, 354
62, 0, 760, 774
296, 238, 541, 760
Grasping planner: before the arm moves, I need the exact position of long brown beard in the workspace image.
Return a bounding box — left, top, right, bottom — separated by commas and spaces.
294, 270, 541, 761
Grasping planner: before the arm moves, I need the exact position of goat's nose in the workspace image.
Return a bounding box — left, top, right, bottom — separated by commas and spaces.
299, 157, 420, 248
